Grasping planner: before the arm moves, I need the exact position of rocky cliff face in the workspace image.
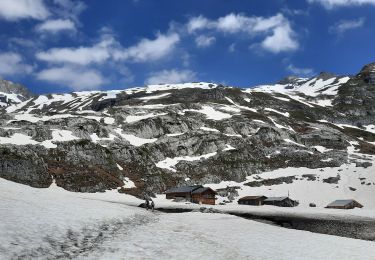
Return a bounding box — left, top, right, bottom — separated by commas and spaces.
0, 79, 33, 106
0, 63, 375, 198
333, 63, 375, 125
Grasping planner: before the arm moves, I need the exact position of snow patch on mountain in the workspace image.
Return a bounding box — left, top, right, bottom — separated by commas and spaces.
125, 113, 167, 123
225, 97, 257, 112
144, 82, 217, 93
252, 76, 350, 97
265, 108, 290, 117
114, 128, 157, 146
138, 93, 171, 100
183, 106, 232, 120
223, 144, 236, 151
90, 133, 117, 145
155, 152, 217, 172
123, 177, 136, 188
0, 130, 79, 149
200, 126, 220, 132
51, 130, 79, 142
0, 133, 40, 146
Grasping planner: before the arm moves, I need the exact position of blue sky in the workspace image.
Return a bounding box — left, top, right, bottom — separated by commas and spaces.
0, 0, 374, 94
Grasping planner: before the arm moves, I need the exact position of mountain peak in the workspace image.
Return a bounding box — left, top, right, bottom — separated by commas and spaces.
0, 79, 33, 106
0, 79, 33, 97
316, 72, 337, 80
357, 62, 375, 84
276, 76, 305, 85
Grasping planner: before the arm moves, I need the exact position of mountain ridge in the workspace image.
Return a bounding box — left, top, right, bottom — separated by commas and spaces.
0, 62, 375, 207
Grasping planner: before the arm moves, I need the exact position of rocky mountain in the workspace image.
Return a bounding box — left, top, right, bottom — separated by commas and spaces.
1, 62, 375, 202
0, 79, 33, 106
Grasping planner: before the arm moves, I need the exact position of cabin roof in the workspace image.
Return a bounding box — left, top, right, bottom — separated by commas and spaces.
191, 187, 216, 194
238, 196, 267, 201
264, 196, 289, 202
327, 199, 360, 207
165, 185, 202, 194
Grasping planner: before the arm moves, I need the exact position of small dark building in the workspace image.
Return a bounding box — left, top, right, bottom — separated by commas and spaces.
191, 187, 216, 205
264, 197, 299, 207
238, 196, 267, 206
165, 185, 216, 205
326, 199, 363, 209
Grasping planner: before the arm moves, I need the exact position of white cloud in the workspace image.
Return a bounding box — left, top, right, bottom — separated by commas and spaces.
195, 35, 216, 48
145, 69, 197, 85
34, 32, 180, 89
216, 13, 248, 33
36, 66, 106, 90
187, 15, 211, 33
287, 64, 315, 76
0, 0, 49, 21
37, 32, 180, 65
186, 13, 299, 53
114, 33, 180, 62
0, 52, 33, 76
36, 38, 113, 65
308, 0, 375, 8
329, 18, 365, 34
261, 23, 299, 53
36, 19, 76, 33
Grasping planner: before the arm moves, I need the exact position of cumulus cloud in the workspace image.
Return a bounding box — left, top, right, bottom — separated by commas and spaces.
36, 38, 112, 65
329, 18, 365, 34
145, 69, 197, 85
35, 35, 112, 90
195, 35, 216, 48
261, 24, 299, 53
36, 19, 76, 33
0, 52, 33, 76
187, 16, 211, 33
114, 33, 180, 62
308, 0, 375, 8
36, 66, 106, 90
287, 64, 315, 76
35, 32, 180, 89
0, 0, 49, 21
36, 32, 179, 65
186, 13, 299, 53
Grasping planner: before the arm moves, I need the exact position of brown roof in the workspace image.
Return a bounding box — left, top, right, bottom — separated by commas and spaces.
165, 185, 203, 194
191, 187, 217, 194
238, 196, 267, 201
326, 199, 363, 208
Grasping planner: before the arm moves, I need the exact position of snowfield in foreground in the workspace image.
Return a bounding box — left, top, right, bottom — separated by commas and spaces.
1, 178, 375, 260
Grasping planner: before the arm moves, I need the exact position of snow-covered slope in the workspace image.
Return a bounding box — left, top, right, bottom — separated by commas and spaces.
1, 178, 375, 259
205, 161, 375, 208
252, 73, 350, 97
4, 82, 217, 113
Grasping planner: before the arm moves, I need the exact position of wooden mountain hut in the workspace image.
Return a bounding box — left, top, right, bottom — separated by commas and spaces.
326, 199, 363, 209
165, 185, 217, 205
264, 197, 299, 207
191, 187, 217, 205
238, 196, 268, 206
